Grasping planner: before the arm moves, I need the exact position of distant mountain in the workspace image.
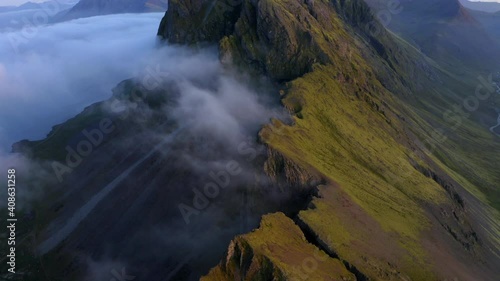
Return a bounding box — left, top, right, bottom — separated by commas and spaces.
459, 0, 500, 13
54, 0, 168, 21
0, 2, 39, 13
469, 9, 500, 42
366, 0, 500, 70
0, 1, 77, 30
0, 0, 76, 13
17, 1, 46, 10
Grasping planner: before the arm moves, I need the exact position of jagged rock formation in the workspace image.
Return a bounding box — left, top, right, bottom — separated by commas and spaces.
202, 213, 356, 281
159, 0, 382, 81
159, 0, 500, 280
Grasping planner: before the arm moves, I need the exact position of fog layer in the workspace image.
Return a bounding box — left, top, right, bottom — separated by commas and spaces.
0, 12, 164, 151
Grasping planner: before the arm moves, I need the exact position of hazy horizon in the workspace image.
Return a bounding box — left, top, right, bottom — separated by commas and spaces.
0, 12, 165, 152
0, 0, 78, 7
0, 0, 48, 7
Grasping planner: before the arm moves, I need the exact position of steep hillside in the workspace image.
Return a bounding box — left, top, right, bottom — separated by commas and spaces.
366, 0, 500, 71
469, 9, 500, 43
7, 75, 311, 281
159, 0, 500, 280
202, 213, 356, 281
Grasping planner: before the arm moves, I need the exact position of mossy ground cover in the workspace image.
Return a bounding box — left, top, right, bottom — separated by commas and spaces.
202, 212, 355, 281
259, 64, 448, 279
209, 0, 500, 278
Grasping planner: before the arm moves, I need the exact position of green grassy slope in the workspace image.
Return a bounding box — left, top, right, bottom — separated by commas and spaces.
202, 213, 356, 281
156, 0, 500, 279
14, 0, 499, 280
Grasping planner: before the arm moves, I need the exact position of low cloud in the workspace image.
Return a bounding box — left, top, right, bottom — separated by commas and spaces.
0, 150, 56, 210
0, 12, 165, 151
0, 10, 295, 281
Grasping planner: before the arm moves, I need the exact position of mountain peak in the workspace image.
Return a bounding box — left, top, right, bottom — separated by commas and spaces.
159, 0, 379, 81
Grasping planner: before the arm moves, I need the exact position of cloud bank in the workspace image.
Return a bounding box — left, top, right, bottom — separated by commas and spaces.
0, 9, 295, 281
0, 12, 165, 152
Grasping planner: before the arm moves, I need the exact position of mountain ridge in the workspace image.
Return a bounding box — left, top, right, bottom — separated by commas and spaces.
159, 0, 498, 280
6, 0, 500, 280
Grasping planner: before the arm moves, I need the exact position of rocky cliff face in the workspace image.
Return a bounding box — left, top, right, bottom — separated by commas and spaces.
201, 213, 356, 281
159, 0, 500, 280
159, 0, 385, 81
